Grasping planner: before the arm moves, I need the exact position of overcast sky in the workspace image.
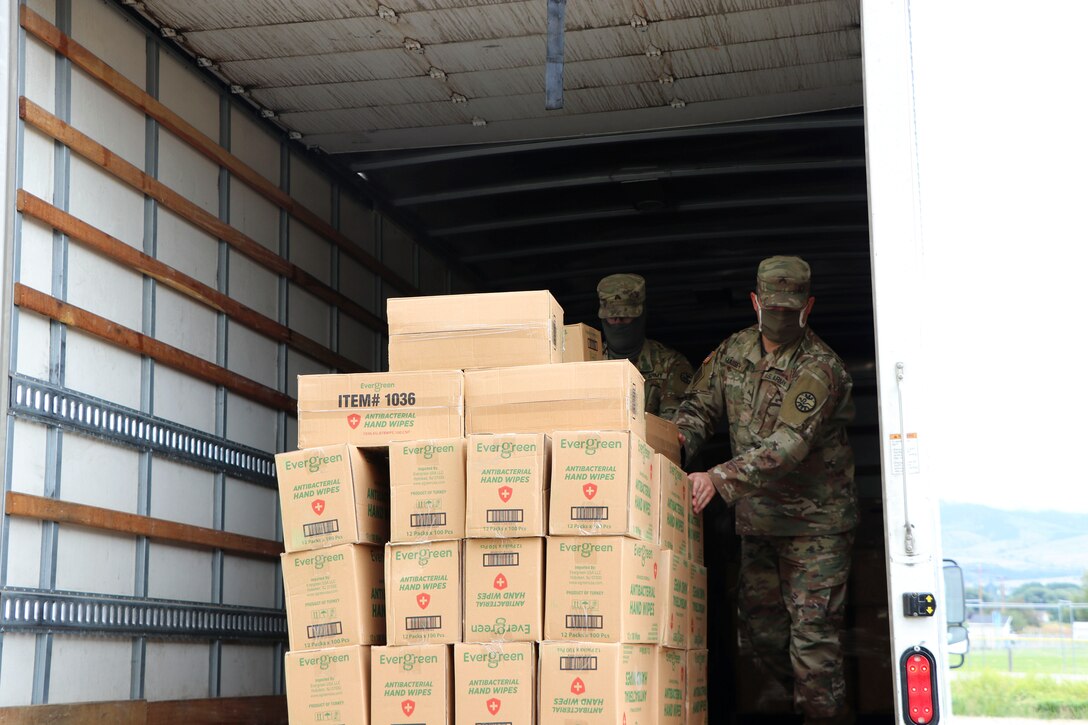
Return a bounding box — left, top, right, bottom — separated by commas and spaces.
909, 2, 1088, 512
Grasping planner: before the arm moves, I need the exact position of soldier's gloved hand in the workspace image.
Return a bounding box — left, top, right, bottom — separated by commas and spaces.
689, 472, 716, 514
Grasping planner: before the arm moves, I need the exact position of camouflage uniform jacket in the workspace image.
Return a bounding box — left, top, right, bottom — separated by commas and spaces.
608, 338, 694, 419
674, 326, 858, 535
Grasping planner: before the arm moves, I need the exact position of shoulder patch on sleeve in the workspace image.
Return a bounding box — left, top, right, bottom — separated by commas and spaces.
778, 373, 830, 428
680, 371, 693, 384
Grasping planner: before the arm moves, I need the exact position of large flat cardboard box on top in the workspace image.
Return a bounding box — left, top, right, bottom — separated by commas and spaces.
464, 359, 646, 439
563, 323, 603, 362
385, 540, 462, 645
660, 549, 690, 650
658, 646, 686, 725
690, 563, 708, 650
465, 433, 550, 538
463, 537, 544, 643
388, 291, 563, 371
646, 412, 682, 466
275, 444, 389, 553
388, 438, 466, 542
686, 649, 709, 725
545, 536, 661, 644
454, 641, 535, 725
539, 641, 656, 725
286, 645, 370, 725
371, 644, 452, 725
297, 371, 463, 448
282, 544, 385, 651
550, 430, 656, 542
656, 453, 689, 558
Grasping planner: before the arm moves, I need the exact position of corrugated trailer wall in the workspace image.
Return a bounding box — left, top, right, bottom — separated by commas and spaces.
0, 0, 463, 712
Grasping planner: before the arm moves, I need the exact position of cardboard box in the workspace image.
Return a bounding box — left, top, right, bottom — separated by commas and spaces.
545, 536, 661, 644
463, 538, 544, 643
656, 453, 689, 558
371, 644, 452, 725
388, 438, 466, 543
658, 646, 686, 725
550, 431, 656, 542
645, 413, 682, 466
686, 649, 709, 725
660, 550, 690, 650
286, 645, 370, 725
275, 444, 389, 553
385, 540, 462, 645
388, 291, 563, 371
563, 323, 603, 363
539, 641, 656, 725
689, 563, 708, 650
465, 360, 646, 439
465, 433, 550, 538
282, 544, 385, 651
689, 507, 704, 565
454, 642, 535, 725
297, 371, 463, 448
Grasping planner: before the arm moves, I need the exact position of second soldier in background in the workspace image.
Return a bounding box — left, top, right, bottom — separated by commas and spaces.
597, 273, 693, 419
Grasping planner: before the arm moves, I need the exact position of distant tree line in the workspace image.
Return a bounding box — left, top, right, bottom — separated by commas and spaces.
970, 573, 1088, 629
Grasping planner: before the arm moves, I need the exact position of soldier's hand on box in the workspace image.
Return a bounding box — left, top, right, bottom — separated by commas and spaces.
689, 472, 715, 514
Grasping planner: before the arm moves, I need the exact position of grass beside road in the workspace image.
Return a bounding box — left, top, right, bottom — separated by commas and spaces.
952, 672, 1088, 719
959, 646, 1088, 676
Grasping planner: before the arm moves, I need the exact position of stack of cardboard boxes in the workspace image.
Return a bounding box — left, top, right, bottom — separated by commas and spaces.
279, 290, 709, 724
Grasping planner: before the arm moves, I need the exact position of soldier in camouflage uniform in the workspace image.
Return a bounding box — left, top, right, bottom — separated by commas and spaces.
674, 256, 857, 724
597, 273, 694, 419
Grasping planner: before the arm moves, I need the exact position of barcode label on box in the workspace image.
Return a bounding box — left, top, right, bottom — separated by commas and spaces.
303, 519, 340, 537
406, 615, 442, 631
410, 512, 447, 528
306, 621, 343, 639
571, 506, 608, 521
483, 553, 519, 567
560, 656, 599, 671
565, 614, 603, 630
486, 508, 524, 523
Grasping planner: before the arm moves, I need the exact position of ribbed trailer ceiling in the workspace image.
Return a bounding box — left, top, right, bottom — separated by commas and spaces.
133, 0, 861, 151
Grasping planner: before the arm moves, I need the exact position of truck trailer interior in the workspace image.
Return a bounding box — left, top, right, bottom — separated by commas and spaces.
1, 0, 899, 722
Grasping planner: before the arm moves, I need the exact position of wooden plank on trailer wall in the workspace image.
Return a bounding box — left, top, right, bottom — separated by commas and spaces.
17, 97, 387, 335
12, 284, 296, 413
0, 696, 287, 724
19, 4, 417, 297
0, 700, 146, 724
16, 190, 366, 372
5, 492, 283, 559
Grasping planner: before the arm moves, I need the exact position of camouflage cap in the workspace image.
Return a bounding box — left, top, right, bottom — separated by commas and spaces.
597, 273, 646, 318
756, 255, 811, 309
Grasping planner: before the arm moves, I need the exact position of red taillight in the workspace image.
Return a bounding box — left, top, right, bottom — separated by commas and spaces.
900, 646, 939, 724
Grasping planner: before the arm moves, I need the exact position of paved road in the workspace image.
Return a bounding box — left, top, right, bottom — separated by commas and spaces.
961, 714, 1088, 718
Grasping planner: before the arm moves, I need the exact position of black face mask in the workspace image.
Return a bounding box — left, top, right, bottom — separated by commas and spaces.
602, 314, 646, 360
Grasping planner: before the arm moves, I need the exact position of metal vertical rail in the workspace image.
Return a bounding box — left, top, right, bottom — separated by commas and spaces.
131, 33, 159, 701
274, 135, 291, 695
209, 93, 232, 699
33, 0, 72, 704
0, 0, 32, 676
375, 216, 385, 372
